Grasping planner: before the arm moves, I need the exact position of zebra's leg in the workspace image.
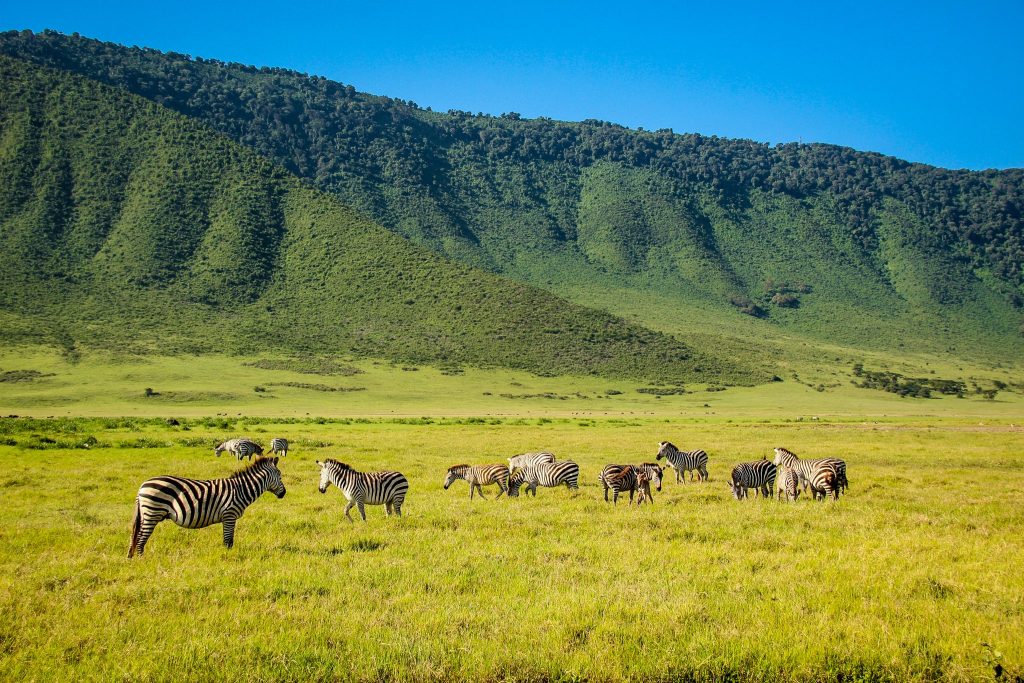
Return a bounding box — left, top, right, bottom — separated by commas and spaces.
477, 483, 488, 500
385, 502, 394, 516
603, 484, 609, 502
357, 502, 367, 521
344, 501, 356, 522
222, 515, 237, 549
393, 502, 402, 517
495, 484, 505, 500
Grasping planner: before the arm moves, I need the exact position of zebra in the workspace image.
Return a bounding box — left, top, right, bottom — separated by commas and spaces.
772, 448, 844, 500
317, 459, 409, 521
443, 464, 510, 500
269, 438, 289, 457
776, 466, 800, 502
598, 463, 663, 502
656, 442, 709, 482
600, 465, 656, 505
214, 438, 263, 460
728, 461, 777, 500
634, 469, 654, 506
127, 456, 286, 557
507, 450, 555, 473
508, 461, 580, 497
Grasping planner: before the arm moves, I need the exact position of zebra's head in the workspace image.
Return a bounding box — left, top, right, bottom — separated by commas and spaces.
728, 469, 745, 500
772, 447, 796, 467
643, 463, 663, 492
263, 457, 286, 498
214, 442, 226, 457
507, 469, 525, 497
317, 460, 348, 493
656, 441, 675, 460
443, 465, 467, 490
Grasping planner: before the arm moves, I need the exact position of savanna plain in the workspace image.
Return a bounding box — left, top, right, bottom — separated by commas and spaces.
0, 350, 1022, 682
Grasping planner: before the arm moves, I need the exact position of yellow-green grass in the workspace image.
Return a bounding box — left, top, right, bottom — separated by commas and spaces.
1, 417, 1022, 681
1, 346, 1022, 420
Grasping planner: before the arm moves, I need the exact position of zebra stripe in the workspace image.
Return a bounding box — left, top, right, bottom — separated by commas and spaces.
269, 438, 289, 457
127, 456, 286, 557
443, 464, 510, 500
599, 463, 663, 502
507, 450, 555, 473
729, 460, 777, 500
508, 461, 580, 497
656, 442, 709, 482
214, 438, 264, 460
775, 466, 801, 502
318, 460, 409, 521
772, 448, 842, 501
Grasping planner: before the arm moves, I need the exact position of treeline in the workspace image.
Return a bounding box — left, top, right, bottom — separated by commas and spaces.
1, 29, 1021, 292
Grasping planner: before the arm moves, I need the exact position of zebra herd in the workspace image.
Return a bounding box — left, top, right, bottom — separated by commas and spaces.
127, 438, 848, 556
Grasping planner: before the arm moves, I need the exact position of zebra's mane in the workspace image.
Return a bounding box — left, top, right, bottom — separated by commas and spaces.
229, 456, 277, 479
776, 447, 797, 457
448, 464, 469, 471
660, 441, 677, 451
322, 459, 355, 473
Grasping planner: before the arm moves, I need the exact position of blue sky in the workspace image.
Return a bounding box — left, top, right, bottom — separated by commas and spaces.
5, 1, 1023, 169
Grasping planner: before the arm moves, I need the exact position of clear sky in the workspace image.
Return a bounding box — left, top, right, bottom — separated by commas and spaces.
5, 1, 1023, 170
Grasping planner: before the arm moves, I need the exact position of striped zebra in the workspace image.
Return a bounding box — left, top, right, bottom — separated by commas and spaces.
599, 464, 658, 505
214, 438, 264, 460
269, 438, 289, 457
598, 463, 663, 502
728, 460, 777, 500
772, 448, 844, 501
127, 456, 286, 557
656, 442, 709, 482
317, 460, 409, 521
443, 464, 510, 500
776, 466, 800, 502
508, 450, 555, 473
508, 461, 580, 497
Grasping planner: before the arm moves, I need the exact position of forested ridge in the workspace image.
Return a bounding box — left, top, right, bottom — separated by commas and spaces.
0, 29, 1022, 364
0, 55, 758, 383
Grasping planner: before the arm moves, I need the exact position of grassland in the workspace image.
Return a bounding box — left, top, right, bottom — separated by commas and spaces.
0, 414, 1022, 682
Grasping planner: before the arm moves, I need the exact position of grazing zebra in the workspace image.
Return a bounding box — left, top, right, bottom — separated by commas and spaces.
317, 459, 409, 521
269, 438, 289, 457
507, 450, 555, 473
127, 456, 286, 557
772, 448, 844, 500
214, 438, 264, 460
728, 461, 777, 500
508, 461, 580, 497
776, 466, 800, 502
656, 442, 709, 482
598, 463, 663, 502
443, 464, 510, 500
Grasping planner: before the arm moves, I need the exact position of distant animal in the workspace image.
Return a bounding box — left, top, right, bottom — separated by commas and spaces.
776, 466, 800, 502
268, 438, 289, 457
318, 459, 409, 521
443, 464, 510, 500
656, 442, 709, 482
127, 456, 286, 557
508, 461, 580, 497
214, 438, 263, 460
599, 463, 663, 503
729, 461, 777, 500
634, 469, 653, 506
772, 447, 843, 501
507, 450, 555, 473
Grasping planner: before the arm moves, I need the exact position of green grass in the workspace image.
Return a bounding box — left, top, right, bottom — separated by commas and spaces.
0, 415, 1022, 681
1, 345, 1022, 419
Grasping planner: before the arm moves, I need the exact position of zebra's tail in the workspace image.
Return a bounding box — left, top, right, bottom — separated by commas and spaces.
127, 498, 141, 558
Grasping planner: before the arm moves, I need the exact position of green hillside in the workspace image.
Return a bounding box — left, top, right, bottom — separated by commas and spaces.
1, 30, 1020, 365
0, 55, 759, 384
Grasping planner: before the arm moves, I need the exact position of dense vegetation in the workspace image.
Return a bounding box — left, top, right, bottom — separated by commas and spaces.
0, 56, 757, 383
0, 30, 1021, 363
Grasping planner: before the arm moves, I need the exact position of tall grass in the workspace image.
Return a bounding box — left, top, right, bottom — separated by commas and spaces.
0, 417, 1021, 681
